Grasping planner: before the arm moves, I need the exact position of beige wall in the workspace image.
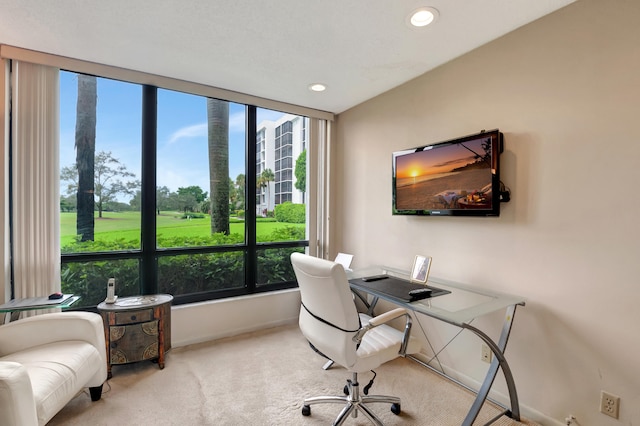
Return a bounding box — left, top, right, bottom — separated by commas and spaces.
334, 1, 640, 424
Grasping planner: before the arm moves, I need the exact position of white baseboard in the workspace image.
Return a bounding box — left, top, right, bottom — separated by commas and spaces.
170, 288, 301, 348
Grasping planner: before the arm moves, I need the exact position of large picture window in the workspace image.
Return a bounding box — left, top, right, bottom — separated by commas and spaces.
59, 71, 309, 307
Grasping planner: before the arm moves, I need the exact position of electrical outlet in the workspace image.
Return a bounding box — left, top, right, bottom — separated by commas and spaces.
600, 391, 620, 419
481, 344, 492, 363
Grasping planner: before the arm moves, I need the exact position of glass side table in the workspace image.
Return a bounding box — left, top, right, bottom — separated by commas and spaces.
0, 294, 80, 324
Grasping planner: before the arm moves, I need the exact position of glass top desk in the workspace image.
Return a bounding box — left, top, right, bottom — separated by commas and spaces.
0, 295, 80, 324
348, 266, 526, 426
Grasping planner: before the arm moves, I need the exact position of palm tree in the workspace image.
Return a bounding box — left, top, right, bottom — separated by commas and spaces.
260, 168, 275, 215
256, 174, 265, 215
75, 74, 97, 241
207, 98, 230, 235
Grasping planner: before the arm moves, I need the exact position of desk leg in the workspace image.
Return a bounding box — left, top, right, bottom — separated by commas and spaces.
352, 290, 377, 316
461, 304, 520, 426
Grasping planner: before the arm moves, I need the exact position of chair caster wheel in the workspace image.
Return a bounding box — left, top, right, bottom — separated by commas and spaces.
391, 403, 401, 415
302, 405, 311, 416
343, 385, 349, 395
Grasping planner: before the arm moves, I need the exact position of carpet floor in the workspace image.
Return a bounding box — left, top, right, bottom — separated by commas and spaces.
49, 324, 540, 426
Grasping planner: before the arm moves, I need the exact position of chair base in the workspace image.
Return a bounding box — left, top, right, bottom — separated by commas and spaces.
302, 372, 401, 426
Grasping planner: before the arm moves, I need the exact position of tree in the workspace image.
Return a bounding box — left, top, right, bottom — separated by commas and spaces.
231, 173, 245, 211
130, 187, 172, 214
207, 98, 230, 235
260, 168, 275, 214
176, 186, 207, 213
94, 151, 139, 217
175, 192, 197, 213
60, 195, 76, 212
75, 74, 96, 241
294, 149, 306, 194
156, 186, 172, 214
61, 151, 140, 218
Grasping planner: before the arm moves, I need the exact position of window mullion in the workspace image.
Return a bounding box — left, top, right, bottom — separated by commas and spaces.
245, 105, 257, 291
140, 85, 157, 294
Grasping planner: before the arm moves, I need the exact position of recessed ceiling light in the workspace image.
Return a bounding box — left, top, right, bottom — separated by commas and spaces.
309, 83, 327, 92
408, 7, 439, 28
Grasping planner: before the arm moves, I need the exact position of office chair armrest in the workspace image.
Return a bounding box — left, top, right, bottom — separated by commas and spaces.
353, 308, 413, 355
367, 308, 408, 327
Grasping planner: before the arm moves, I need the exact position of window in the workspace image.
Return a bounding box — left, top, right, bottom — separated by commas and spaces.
59, 74, 142, 251
59, 71, 309, 307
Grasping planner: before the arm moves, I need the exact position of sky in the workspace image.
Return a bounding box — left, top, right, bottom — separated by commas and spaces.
59, 71, 286, 200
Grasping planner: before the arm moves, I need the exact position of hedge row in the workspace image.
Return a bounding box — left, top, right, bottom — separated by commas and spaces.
61, 227, 305, 306
274, 202, 305, 223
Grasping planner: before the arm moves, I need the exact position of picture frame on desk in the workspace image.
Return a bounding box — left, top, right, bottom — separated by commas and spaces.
411, 255, 431, 284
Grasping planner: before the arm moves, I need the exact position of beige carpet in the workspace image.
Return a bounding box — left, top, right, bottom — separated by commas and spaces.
49, 324, 539, 426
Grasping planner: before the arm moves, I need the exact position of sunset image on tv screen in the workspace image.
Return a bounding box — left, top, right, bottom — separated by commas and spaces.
394, 136, 493, 211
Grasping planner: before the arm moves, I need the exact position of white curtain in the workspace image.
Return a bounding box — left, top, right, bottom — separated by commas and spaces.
310, 118, 333, 260
11, 61, 60, 298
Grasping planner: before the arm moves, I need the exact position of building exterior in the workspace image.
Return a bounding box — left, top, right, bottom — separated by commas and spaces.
256, 114, 307, 216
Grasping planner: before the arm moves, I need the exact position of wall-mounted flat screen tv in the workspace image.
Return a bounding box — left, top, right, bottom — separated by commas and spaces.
392, 129, 503, 216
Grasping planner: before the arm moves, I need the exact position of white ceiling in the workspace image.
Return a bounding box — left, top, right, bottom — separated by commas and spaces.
0, 0, 575, 114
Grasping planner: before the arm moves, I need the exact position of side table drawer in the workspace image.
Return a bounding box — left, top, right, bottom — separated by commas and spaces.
114, 308, 153, 325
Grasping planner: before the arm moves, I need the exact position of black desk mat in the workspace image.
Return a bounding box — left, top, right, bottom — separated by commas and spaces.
349, 275, 450, 302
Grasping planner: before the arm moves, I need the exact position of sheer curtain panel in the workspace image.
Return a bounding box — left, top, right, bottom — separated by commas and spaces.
11, 61, 60, 298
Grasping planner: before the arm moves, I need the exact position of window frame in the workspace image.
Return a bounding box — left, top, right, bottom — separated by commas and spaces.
59, 78, 309, 306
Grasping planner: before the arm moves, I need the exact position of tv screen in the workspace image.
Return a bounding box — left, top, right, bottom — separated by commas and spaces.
392, 129, 503, 216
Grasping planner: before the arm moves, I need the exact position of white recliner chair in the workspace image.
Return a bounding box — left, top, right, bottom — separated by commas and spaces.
0, 311, 108, 426
291, 253, 422, 425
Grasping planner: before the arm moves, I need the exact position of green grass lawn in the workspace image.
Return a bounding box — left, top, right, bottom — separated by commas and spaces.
60, 211, 304, 246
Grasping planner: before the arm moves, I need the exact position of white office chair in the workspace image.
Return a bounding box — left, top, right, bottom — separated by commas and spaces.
290, 253, 422, 425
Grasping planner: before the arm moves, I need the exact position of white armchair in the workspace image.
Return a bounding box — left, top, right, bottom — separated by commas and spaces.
0, 312, 108, 426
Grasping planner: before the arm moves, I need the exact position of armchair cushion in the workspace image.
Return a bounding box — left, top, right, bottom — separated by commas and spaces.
0, 312, 107, 426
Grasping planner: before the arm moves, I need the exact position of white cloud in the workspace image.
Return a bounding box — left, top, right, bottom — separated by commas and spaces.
167, 112, 246, 145
167, 123, 207, 144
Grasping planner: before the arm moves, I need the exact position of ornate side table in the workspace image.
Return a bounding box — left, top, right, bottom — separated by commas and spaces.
97, 294, 173, 378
